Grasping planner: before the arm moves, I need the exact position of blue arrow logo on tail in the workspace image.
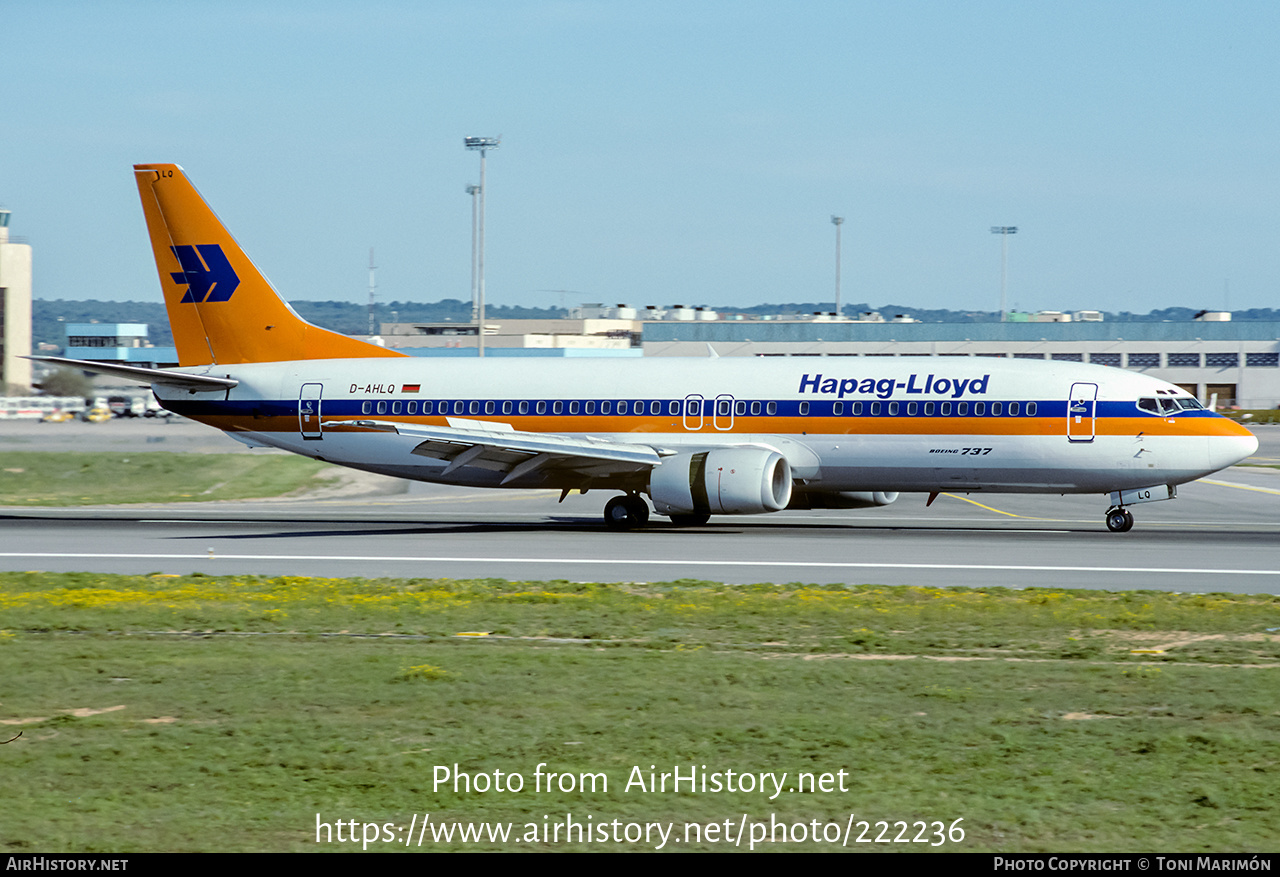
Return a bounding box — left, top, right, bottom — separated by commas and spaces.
170, 244, 240, 303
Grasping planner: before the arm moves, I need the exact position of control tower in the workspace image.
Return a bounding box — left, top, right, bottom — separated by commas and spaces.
0, 209, 34, 394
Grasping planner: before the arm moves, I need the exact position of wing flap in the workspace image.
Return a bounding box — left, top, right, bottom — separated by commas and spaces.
328, 419, 664, 482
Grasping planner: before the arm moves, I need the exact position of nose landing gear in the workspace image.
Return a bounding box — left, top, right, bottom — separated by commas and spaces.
1105, 506, 1134, 533
604, 494, 650, 530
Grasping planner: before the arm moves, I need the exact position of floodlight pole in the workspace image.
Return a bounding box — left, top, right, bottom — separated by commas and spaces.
990, 226, 1018, 322
466, 185, 480, 332
831, 216, 845, 319
367, 247, 377, 336
465, 136, 500, 356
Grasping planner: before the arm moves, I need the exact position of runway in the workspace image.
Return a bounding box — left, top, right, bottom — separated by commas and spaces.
2, 419, 1278, 593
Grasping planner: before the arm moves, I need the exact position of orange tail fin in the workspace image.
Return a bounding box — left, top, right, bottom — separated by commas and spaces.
134, 163, 405, 366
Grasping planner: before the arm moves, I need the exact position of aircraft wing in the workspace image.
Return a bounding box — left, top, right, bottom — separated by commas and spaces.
27, 356, 239, 391
328, 419, 668, 484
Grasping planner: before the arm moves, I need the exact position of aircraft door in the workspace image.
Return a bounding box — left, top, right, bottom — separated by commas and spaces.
299, 383, 323, 441
1067, 382, 1097, 443
682, 394, 704, 431
713, 394, 735, 431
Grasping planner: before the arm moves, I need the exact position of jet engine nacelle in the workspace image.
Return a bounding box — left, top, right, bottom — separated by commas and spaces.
650, 448, 793, 515
788, 490, 899, 510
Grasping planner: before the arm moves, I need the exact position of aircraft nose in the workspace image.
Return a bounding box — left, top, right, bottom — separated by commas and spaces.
1208, 424, 1258, 471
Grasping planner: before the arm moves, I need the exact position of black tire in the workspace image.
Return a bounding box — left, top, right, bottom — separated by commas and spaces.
668, 513, 711, 527
623, 495, 650, 526
604, 496, 634, 530
1106, 509, 1134, 533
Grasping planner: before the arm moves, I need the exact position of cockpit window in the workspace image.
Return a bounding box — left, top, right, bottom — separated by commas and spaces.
1175, 397, 1205, 410
1158, 397, 1179, 414
1137, 398, 1159, 414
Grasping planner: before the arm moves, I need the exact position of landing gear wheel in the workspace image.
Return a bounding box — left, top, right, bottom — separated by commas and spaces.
624, 495, 649, 526
668, 513, 711, 527
1105, 508, 1134, 533
604, 495, 649, 530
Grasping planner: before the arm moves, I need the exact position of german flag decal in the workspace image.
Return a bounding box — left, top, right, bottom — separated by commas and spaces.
403, 384, 421, 393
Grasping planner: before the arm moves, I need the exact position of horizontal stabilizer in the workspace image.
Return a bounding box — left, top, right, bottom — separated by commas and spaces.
28, 356, 239, 391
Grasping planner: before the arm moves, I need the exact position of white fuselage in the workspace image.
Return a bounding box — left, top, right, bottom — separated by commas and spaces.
155, 355, 1257, 499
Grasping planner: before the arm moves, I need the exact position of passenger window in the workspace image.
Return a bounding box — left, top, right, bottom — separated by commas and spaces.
469, 401, 480, 415
597, 401, 606, 415
735, 400, 746, 415
799, 401, 810, 415
940, 402, 951, 416
991, 402, 1002, 416
408, 401, 418, 415
650, 401, 661, 415
924, 402, 935, 416
853, 401, 863, 415
1137, 398, 1159, 414
453, 401, 464, 415
888, 401, 899, 416
552, 401, 563, 414
871, 402, 881, 416
907, 402, 917, 416
422, 401, 432, 414
957, 402, 969, 416
1008, 401, 1019, 416
376, 400, 387, 415
392, 401, 402, 415
833, 401, 844, 415
766, 401, 777, 415
719, 399, 732, 416
974, 402, 986, 416
484, 401, 495, 414
750, 401, 761, 415
361, 401, 372, 415
569, 401, 580, 414
518, 401, 529, 414
536, 401, 546, 414
1027, 402, 1037, 416
501, 401, 512, 415
668, 401, 680, 416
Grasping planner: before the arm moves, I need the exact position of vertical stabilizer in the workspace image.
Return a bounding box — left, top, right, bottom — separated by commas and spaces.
134, 163, 405, 365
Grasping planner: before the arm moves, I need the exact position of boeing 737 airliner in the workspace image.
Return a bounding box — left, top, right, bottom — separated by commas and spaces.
35, 164, 1259, 532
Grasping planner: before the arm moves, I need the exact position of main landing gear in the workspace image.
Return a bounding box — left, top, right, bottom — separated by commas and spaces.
603, 494, 713, 529
604, 494, 650, 530
1105, 506, 1135, 533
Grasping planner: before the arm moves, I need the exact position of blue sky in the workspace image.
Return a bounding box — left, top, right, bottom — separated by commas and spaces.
4, 1, 1279, 314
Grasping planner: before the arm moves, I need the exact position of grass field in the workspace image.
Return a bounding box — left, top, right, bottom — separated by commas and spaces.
2, 573, 1277, 852
0, 452, 331, 505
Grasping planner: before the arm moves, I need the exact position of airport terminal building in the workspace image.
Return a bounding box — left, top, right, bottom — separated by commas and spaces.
641, 319, 1280, 410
